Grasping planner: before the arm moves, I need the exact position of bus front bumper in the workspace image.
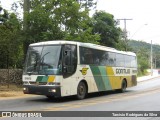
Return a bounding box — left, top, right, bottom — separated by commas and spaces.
23, 85, 61, 98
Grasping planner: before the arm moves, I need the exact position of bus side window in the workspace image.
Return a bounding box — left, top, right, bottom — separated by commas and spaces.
63, 45, 77, 77
64, 50, 71, 66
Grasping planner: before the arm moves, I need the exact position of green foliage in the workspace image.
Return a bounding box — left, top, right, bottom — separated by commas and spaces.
0, 5, 23, 68
24, 0, 99, 43
0, 0, 100, 68
128, 40, 160, 75
116, 40, 133, 51
92, 11, 121, 47
65, 27, 100, 44
21, 0, 100, 56
4, 0, 153, 70
77, 0, 97, 10
0, 7, 9, 23
137, 48, 150, 75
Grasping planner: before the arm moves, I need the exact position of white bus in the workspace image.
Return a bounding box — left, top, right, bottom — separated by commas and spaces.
23, 41, 137, 99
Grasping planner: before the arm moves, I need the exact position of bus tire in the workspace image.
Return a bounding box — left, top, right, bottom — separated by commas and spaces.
76, 81, 87, 100
46, 95, 55, 100
120, 80, 127, 93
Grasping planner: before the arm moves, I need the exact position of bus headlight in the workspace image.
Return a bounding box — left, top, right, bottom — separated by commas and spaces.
23, 87, 27, 91
49, 89, 56, 93
23, 87, 29, 94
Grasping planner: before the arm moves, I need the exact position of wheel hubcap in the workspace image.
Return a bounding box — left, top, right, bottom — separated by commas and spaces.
123, 82, 126, 91
79, 86, 84, 95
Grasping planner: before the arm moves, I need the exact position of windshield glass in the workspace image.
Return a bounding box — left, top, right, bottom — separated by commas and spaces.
23, 45, 62, 75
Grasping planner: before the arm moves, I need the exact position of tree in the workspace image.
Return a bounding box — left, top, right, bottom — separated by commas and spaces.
23, 0, 100, 54
92, 11, 121, 47
0, 4, 23, 68
128, 40, 150, 75
76, 0, 97, 10
137, 49, 150, 75
116, 38, 132, 51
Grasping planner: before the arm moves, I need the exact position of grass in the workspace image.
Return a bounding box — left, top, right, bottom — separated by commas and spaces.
0, 84, 23, 91
0, 84, 24, 97
137, 69, 150, 77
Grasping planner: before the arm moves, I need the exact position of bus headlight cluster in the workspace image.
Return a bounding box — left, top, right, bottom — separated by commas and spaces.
49, 89, 56, 93
23, 87, 27, 91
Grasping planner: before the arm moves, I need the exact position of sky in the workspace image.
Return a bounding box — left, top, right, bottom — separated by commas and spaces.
1, 0, 160, 44
96, 0, 160, 44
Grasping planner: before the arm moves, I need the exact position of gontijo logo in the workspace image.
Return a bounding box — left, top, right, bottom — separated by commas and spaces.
116, 69, 130, 74
80, 68, 89, 75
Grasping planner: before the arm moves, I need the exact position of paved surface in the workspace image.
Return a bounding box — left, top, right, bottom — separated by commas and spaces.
137, 69, 159, 82
1, 77, 160, 120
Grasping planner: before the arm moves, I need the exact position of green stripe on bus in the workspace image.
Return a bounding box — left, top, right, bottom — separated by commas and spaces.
36, 76, 43, 82
41, 76, 48, 82
36, 76, 48, 82
90, 66, 105, 91
98, 66, 112, 90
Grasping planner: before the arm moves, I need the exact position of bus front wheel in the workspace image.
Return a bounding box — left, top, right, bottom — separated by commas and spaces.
46, 95, 55, 100
76, 82, 87, 100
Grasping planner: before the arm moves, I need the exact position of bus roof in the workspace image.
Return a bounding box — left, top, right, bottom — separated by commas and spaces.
29, 40, 136, 56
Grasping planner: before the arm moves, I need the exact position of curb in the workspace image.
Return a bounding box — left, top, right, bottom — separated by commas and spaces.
138, 76, 160, 83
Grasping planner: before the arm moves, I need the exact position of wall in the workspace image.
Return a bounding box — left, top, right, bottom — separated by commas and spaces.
0, 69, 22, 85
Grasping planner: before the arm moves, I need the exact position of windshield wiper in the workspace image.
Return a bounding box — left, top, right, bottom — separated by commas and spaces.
40, 52, 50, 62
37, 52, 50, 74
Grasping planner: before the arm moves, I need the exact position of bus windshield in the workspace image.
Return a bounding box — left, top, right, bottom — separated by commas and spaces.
23, 45, 62, 75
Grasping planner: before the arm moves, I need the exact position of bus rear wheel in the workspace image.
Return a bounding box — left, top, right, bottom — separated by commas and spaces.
121, 80, 127, 92
76, 82, 87, 100
117, 80, 127, 93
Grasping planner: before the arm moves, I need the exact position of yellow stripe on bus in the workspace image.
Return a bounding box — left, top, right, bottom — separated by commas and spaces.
48, 76, 55, 82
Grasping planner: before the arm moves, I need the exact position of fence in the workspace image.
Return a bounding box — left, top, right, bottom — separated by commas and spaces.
0, 69, 22, 87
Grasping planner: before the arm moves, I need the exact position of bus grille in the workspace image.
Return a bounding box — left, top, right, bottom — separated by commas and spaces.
29, 82, 47, 85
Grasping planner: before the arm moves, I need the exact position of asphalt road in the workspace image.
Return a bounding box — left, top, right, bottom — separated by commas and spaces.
1, 76, 160, 120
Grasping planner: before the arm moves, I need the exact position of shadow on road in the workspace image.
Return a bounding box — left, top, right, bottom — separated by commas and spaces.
28, 90, 134, 103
